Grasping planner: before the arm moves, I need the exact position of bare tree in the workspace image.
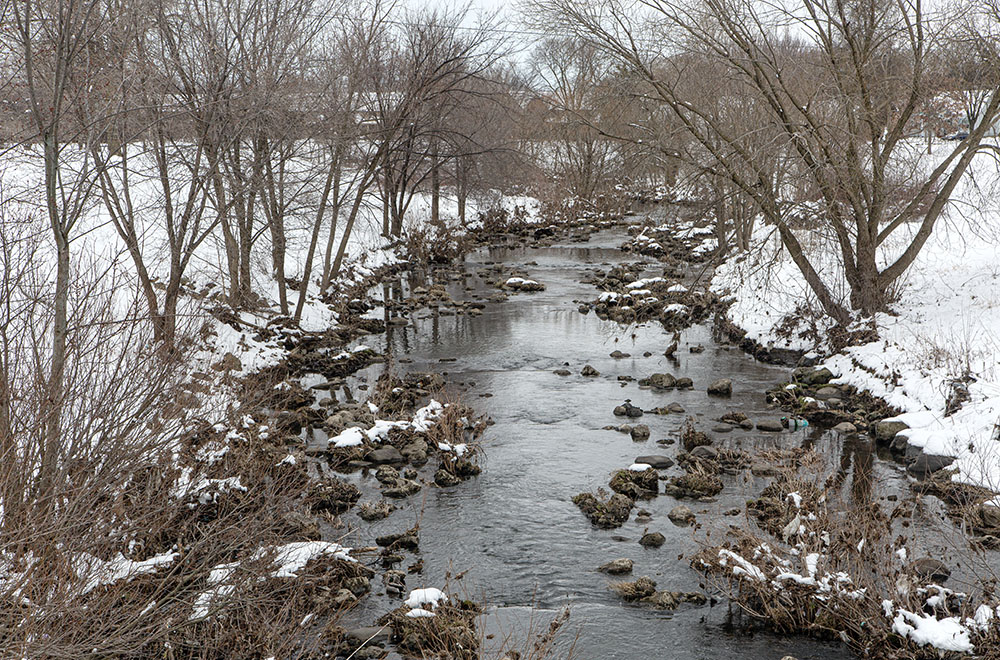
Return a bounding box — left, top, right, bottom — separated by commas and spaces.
6, 0, 123, 498
533, 0, 1000, 322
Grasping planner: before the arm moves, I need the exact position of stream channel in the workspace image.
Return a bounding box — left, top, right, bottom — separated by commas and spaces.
319, 217, 971, 660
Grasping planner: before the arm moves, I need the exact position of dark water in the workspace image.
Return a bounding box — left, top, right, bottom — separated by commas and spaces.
324, 224, 971, 660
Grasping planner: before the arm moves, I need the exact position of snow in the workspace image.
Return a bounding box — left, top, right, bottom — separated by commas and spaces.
710, 144, 1000, 492
265, 541, 354, 577
891, 608, 974, 653
628, 463, 653, 471
718, 549, 767, 581
627, 277, 665, 289
438, 442, 468, 457
405, 608, 436, 618
404, 587, 448, 610
191, 542, 354, 620
78, 551, 179, 594
330, 427, 366, 448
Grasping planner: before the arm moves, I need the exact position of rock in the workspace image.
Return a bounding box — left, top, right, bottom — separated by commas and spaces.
750, 463, 779, 476
635, 455, 674, 469
814, 386, 842, 401
663, 473, 723, 498
573, 491, 634, 528
630, 424, 651, 441
211, 352, 243, 372
346, 626, 391, 644
832, 421, 858, 433
707, 378, 732, 396
332, 588, 358, 607
382, 478, 422, 498
876, 420, 909, 442
614, 401, 643, 418
376, 530, 419, 551
434, 469, 461, 487
793, 366, 834, 385
641, 373, 676, 389
343, 576, 370, 596
554, 369, 572, 376
611, 576, 657, 601
610, 468, 659, 498
907, 453, 955, 476
668, 505, 695, 525
978, 504, 1000, 529
610, 350, 630, 359
907, 558, 950, 584
401, 439, 429, 465
639, 590, 679, 609
689, 345, 705, 353
675, 377, 693, 389
358, 500, 394, 521
689, 445, 719, 460
581, 365, 600, 377
368, 446, 404, 465
599, 558, 634, 575
756, 420, 784, 432
639, 532, 666, 548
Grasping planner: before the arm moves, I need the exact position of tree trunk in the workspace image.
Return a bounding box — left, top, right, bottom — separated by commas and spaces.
42, 128, 67, 502
457, 158, 467, 224
431, 144, 440, 224
294, 154, 338, 322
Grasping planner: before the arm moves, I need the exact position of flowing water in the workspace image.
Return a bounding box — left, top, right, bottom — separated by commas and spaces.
327, 221, 968, 660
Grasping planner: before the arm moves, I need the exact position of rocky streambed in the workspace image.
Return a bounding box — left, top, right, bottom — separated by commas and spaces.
264, 211, 1000, 659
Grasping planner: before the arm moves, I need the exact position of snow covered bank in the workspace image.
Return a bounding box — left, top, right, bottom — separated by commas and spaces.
712, 145, 1000, 492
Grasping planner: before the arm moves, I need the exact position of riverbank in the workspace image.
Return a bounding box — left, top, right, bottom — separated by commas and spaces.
694, 152, 1000, 656
711, 150, 1000, 496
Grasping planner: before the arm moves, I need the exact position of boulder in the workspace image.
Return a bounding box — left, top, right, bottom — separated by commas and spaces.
641, 373, 676, 389
368, 446, 404, 465
675, 377, 694, 389
876, 420, 909, 442
554, 369, 571, 376
707, 378, 732, 396
907, 453, 955, 477
793, 366, 834, 385
720, 411, 749, 425
689, 445, 719, 460
346, 627, 391, 645
573, 491, 635, 528
668, 505, 695, 525
979, 504, 1000, 529
630, 424, 651, 441
814, 386, 842, 401
614, 401, 643, 418
756, 420, 784, 433
635, 455, 674, 469
907, 558, 950, 584
599, 558, 634, 575
434, 469, 461, 487
832, 422, 858, 433
639, 532, 666, 548
581, 365, 600, 377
